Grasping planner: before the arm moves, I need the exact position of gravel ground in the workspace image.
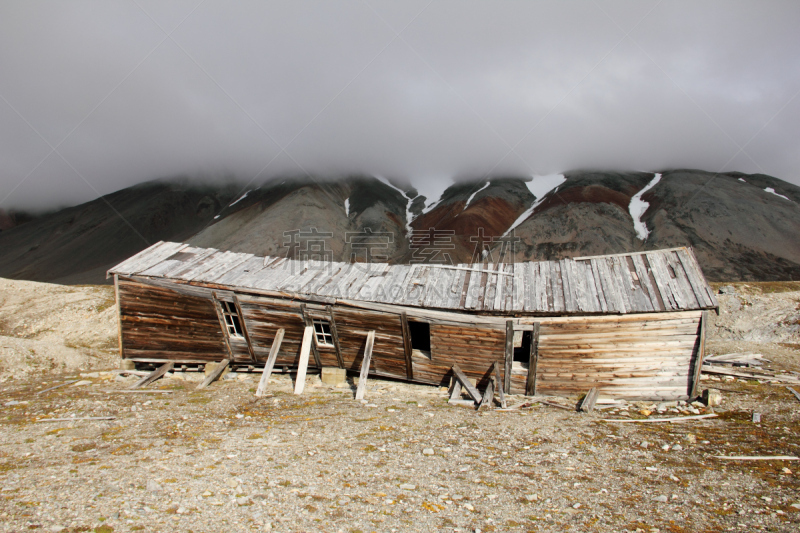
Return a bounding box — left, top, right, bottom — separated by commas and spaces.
1, 369, 798, 533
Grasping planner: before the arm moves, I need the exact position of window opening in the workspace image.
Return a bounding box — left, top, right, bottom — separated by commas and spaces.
408, 320, 431, 358
221, 300, 244, 337
513, 330, 532, 369
313, 319, 334, 347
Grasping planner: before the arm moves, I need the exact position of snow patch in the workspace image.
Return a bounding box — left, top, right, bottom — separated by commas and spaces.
628, 173, 662, 240
229, 190, 251, 207
738, 178, 746, 183
415, 177, 452, 215
344, 198, 350, 217
375, 175, 413, 234
463, 181, 491, 211
504, 174, 566, 236
213, 215, 220, 219
764, 187, 792, 202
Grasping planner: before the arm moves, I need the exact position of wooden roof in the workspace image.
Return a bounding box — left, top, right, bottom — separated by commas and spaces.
109, 241, 718, 315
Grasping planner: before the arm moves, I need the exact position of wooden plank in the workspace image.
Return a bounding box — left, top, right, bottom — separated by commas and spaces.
526, 323, 540, 396
786, 387, 800, 403
603, 413, 718, 423
326, 306, 345, 369
550, 261, 564, 312
690, 310, 707, 398
451, 364, 482, 403
579, 387, 599, 412
448, 379, 463, 401
400, 312, 414, 380
299, 303, 322, 368
354, 330, 376, 400
130, 361, 173, 389
232, 294, 258, 364
256, 328, 285, 397
504, 320, 514, 394
114, 274, 124, 360
494, 362, 506, 408
294, 326, 314, 395
589, 259, 609, 313
479, 377, 495, 410
36, 380, 79, 395
196, 359, 230, 390
561, 259, 576, 312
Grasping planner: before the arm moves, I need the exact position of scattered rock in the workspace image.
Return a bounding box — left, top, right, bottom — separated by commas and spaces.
653, 495, 668, 503
399, 484, 416, 490
423, 448, 434, 456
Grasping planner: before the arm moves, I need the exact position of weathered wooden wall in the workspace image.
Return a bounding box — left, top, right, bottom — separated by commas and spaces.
117, 277, 228, 362
331, 307, 406, 379
415, 324, 505, 387
531, 311, 702, 400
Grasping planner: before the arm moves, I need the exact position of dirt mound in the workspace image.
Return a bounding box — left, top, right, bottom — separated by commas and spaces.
0, 278, 118, 379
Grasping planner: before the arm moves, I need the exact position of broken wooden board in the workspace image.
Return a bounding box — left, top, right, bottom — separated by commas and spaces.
579, 387, 600, 412
36, 381, 78, 395
602, 413, 718, 423
354, 330, 376, 401
196, 359, 230, 390
701, 365, 800, 384
786, 386, 800, 403
131, 362, 173, 389
712, 455, 799, 461
256, 328, 285, 397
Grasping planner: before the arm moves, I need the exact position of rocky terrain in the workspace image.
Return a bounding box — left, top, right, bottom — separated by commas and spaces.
1, 169, 799, 285
0, 279, 798, 532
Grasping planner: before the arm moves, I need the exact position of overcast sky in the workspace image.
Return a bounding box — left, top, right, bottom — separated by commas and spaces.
1, 0, 799, 210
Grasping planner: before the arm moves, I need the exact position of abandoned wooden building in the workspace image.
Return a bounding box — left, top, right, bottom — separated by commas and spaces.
108, 242, 718, 401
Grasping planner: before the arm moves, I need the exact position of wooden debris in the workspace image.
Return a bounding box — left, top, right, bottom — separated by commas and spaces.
36, 380, 78, 395
701, 365, 800, 384
131, 362, 173, 389
786, 386, 800, 402
448, 379, 463, 402
256, 328, 285, 397
112, 370, 149, 376
354, 330, 375, 401
579, 387, 600, 412
541, 400, 573, 411
37, 416, 116, 422
712, 455, 799, 461
478, 378, 495, 411
704, 352, 766, 366
196, 359, 230, 390
294, 326, 314, 395
448, 399, 476, 407
102, 390, 173, 394
450, 364, 482, 404
602, 413, 718, 423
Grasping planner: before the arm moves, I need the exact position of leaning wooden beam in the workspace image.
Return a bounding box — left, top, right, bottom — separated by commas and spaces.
256, 328, 285, 397
196, 359, 230, 390
478, 377, 495, 411
37, 416, 116, 422
300, 304, 322, 368
294, 326, 314, 395
354, 330, 376, 401
131, 362, 173, 389
233, 294, 258, 364
702, 365, 800, 384
448, 379, 463, 402
451, 364, 482, 404
36, 380, 78, 395
400, 312, 414, 381
526, 323, 540, 396
326, 306, 345, 369
493, 362, 506, 409
103, 390, 173, 394
579, 387, 600, 412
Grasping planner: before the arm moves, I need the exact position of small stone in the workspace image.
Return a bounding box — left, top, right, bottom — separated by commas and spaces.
423, 448, 434, 456
226, 478, 239, 488
202, 491, 212, 497
782, 467, 792, 474
464, 503, 475, 511
790, 503, 800, 510
661, 444, 670, 451
752, 413, 762, 423
146, 479, 162, 492
702, 388, 722, 407
237, 496, 250, 506
525, 494, 538, 501
672, 444, 683, 451
400, 484, 416, 490
71, 380, 92, 387
640, 441, 649, 449
653, 495, 668, 503
572, 502, 581, 509
638, 409, 652, 416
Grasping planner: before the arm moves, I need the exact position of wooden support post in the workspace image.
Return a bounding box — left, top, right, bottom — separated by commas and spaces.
504, 320, 513, 394
256, 328, 285, 397
300, 304, 322, 369
294, 326, 314, 395
196, 359, 230, 390
131, 362, 173, 389
579, 387, 600, 412
355, 331, 376, 401
400, 312, 414, 381
233, 295, 258, 364
448, 379, 463, 402
451, 364, 482, 404
326, 306, 345, 369
526, 323, 540, 396
493, 362, 506, 409
689, 311, 708, 399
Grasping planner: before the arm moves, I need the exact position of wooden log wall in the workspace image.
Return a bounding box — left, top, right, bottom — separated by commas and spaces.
418, 324, 506, 388
531, 311, 703, 400
330, 307, 407, 380
117, 277, 228, 362
236, 296, 310, 368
